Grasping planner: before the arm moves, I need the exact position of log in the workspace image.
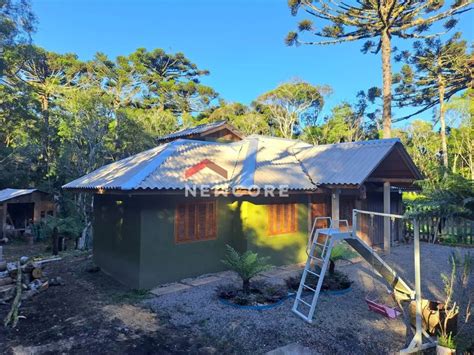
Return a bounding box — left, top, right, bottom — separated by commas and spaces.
0, 284, 15, 301
35, 257, 62, 265
31, 268, 43, 279
0, 277, 13, 286
4, 261, 22, 327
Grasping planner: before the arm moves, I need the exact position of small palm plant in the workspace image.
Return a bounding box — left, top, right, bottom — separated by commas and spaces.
222, 245, 271, 294
328, 243, 357, 275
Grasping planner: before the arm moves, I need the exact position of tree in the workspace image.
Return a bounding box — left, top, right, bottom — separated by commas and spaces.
286, 0, 472, 138
0, 0, 36, 74
3, 45, 84, 180
202, 101, 272, 135
90, 48, 216, 157
446, 89, 474, 179
257, 81, 330, 138
393, 120, 441, 180
394, 33, 472, 168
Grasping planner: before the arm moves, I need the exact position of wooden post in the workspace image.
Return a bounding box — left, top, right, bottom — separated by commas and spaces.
307, 195, 312, 234
413, 219, 423, 348
383, 181, 391, 253
331, 189, 340, 224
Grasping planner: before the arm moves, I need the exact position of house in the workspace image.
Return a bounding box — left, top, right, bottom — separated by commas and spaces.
63, 122, 422, 289
0, 189, 55, 239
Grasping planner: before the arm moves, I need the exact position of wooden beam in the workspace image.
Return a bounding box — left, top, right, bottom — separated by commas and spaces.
331, 189, 340, 222
383, 182, 391, 254
366, 178, 415, 183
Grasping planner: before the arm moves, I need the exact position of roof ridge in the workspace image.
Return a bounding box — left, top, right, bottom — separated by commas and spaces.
306, 138, 400, 150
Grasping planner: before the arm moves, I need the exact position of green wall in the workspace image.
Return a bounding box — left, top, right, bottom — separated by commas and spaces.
239, 196, 309, 266
93, 193, 310, 289
138, 195, 242, 288
93, 194, 142, 288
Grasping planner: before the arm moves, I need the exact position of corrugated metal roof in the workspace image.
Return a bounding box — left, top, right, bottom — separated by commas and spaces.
0, 188, 37, 203
296, 139, 400, 185
156, 120, 238, 142
62, 136, 414, 192
235, 136, 314, 190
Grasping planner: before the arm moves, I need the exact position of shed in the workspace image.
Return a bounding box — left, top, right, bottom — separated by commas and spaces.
0, 189, 55, 239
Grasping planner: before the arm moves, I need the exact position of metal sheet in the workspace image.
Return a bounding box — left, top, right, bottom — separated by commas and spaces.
0, 188, 37, 203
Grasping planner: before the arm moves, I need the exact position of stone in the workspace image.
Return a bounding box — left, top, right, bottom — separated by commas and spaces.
265, 343, 319, 355
150, 283, 191, 296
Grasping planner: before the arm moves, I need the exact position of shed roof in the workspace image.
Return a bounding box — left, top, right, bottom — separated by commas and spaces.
63, 136, 421, 192
0, 188, 38, 203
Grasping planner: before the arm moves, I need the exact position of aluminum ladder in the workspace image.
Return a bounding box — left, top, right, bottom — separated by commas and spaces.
292, 218, 349, 323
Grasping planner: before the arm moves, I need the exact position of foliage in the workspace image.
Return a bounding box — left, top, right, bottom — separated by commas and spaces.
438, 333, 456, 349
437, 252, 473, 345
286, 0, 471, 137
0, 0, 36, 74
405, 173, 474, 220
200, 101, 271, 135
394, 33, 472, 120
0, 43, 215, 191
393, 33, 472, 169
221, 245, 271, 294
33, 215, 83, 241
328, 243, 357, 274
445, 89, 474, 180
257, 80, 331, 138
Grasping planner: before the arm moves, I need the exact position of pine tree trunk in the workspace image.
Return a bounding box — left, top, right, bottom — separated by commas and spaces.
438, 76, 448, 169
381, 31, 392, 139
40, 94, 50, 175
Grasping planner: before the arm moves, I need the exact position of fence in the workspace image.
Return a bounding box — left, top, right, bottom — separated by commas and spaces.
404, 216, 474, 245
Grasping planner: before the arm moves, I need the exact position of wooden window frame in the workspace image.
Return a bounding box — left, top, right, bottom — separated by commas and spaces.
175, 200, 217, 244
268, 203, 298, 236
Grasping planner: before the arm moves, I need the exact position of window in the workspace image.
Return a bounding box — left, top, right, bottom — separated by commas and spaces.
268, 203, 298, 236
175, 201, 217, 243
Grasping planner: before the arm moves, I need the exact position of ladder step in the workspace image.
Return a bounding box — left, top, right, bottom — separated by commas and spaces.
305, 269, 320, 277
315, 242, 328, 247
296, 298, 312, 308
309, 256, 323, 262
302, 284, 316, 292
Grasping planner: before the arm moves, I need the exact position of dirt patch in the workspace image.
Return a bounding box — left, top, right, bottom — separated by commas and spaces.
103, 304, 160, 333
0, 242, 227, 354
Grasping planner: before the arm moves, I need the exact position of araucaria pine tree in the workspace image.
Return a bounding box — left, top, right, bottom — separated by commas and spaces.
393, 33, 472, 168
285, 0, 472, 138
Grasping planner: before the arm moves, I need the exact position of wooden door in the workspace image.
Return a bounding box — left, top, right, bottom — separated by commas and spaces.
310, 195, 330, 229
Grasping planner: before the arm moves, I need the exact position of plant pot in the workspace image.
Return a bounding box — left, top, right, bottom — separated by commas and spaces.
436, 344, 456, 355
409, 299, 458, 336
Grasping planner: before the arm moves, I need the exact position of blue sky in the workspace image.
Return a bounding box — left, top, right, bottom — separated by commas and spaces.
32, 0, 473, 126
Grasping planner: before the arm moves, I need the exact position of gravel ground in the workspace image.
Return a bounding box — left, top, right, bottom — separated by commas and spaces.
146, 243, 474, 354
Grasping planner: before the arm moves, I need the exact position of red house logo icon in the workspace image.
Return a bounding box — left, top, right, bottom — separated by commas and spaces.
184, 159, 228, 179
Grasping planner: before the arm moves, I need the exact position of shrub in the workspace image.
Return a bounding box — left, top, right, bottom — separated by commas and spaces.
438, 333, 456, 349
221, 245, 271, 294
